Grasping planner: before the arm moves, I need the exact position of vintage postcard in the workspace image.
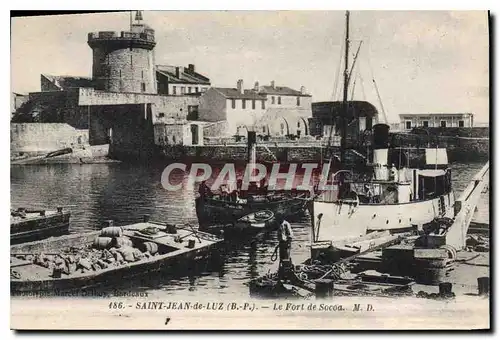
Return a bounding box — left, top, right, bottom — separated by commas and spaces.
10, 10, 490, 330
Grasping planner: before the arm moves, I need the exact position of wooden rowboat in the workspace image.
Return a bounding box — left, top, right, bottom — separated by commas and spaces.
10, 221, 222, 293
234, 210, 276, 232
199, 210, 277, 239
11, 207, 70, 245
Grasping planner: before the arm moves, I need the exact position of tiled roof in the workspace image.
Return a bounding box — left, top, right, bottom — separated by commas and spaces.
214, 88, 267, 100
259, 85, 311, 97
156, 65, 210, 85
42, 74, 94, 90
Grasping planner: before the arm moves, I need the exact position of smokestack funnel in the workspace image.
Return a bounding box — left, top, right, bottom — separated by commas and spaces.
237, 79, 244, 94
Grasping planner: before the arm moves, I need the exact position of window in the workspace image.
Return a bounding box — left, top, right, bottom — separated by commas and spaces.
231, 99, 236, 109
158, 112, 165, 118
422, 120, 429, 128
278, 96, 282, 105
252, 99, 256, 110
296, 96, 300, 106
405, 121, 412, 130
280, 123, 285, 135
141, 83, 146, 92
242, 99, 246, 109
297, 121, 301, 128
459, 120, 465, 127
195, 87, 199, 93
271, 96, 275, 104
181, 87, 185, 94
172, 86, 177, 95
440, 120, 447, 128
261, 100, 265, 109
187, 105, 199, 120
262, 126, 266, 133
188, 87, 192, 94
141, 70, 144, 79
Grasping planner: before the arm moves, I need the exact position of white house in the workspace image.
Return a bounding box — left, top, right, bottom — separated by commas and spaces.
198, 80, 268, 136
198, 79, 313, 137
399, 113, 474, 131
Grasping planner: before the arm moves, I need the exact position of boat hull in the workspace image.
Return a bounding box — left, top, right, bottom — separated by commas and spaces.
10, 224, 222, 293
11, 211, 70, 245
195, 194, 308, 227
312, 192, 456, 242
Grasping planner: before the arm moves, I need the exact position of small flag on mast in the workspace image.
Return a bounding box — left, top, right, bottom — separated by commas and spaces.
135, 11, 143, 22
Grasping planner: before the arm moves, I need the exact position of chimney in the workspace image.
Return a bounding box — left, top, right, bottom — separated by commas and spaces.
188, 64, 195, 73
254, 81, 259, 92
237, 79, 244, 94
175, 67, 180, 78
300, 86, 306, 95
271, 80, 276, 89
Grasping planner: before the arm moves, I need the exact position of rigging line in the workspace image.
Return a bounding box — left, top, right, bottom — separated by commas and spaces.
331, 26, 345, 101
351, 72, 358, 101
365, 40, 389, 124
347, 41, 363, 86
325, 27, 346, 156
373, 78, 389, 124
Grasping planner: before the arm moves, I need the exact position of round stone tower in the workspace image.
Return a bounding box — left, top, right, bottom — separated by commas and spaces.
87, 16, 157, 94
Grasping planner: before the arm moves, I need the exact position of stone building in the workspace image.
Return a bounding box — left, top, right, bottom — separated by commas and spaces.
399, 113, 474, 131
11, 12, 211, 158
11, 93, 29, 117
198, 80, 268, 136
156, 64, 211, 97
198, 79, 312, 137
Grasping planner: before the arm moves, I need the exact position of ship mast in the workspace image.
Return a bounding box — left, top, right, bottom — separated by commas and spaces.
340, 10, 350, 164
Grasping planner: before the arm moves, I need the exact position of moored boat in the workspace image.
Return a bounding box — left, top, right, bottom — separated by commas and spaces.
234, 209, 276, 231
10, 220, 222, 293
199, 209, 278, 238
196, 131, 310, 227
11, 207, 71, 245
310, 12, 456, 258
196, 192, 307, 227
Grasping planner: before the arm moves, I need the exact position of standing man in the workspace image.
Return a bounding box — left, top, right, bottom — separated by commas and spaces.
278, 219, 294, 261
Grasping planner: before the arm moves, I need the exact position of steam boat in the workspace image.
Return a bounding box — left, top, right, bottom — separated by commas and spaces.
310, 11, 456, 253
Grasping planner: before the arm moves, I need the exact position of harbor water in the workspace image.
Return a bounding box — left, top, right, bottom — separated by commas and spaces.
10, 162, 489, 298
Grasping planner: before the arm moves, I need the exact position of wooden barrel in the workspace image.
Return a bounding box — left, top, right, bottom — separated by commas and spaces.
114, 236, 133, 248
100, 226, 123, 238
414, 259, 449, 285
439, 282, 453, 295
93, 236, 114, 250
315, 279, 334, 299
478, 277, 489, 295
140, 241, 158, 255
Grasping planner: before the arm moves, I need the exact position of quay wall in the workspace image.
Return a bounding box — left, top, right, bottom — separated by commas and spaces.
410, 127, 489, 138
150, 136, 488, 164
11, 123, 89, 154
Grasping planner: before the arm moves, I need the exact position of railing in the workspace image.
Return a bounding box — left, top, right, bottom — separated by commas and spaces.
203, 136, 341, 147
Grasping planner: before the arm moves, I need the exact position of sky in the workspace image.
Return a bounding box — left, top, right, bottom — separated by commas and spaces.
11, 10, 489, 123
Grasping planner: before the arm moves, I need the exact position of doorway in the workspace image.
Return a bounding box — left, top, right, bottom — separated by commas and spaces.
191, 124, 199, 145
